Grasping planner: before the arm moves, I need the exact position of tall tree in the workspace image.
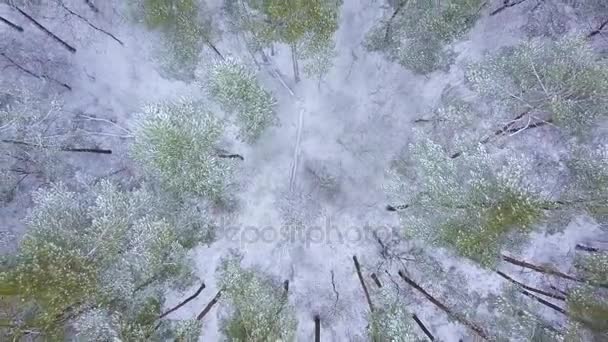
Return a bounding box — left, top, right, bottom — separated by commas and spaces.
228, 0, 341, 82
0, 181, 206, 340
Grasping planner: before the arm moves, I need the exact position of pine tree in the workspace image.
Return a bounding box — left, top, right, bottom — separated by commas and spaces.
366, 0, 482, 74
136, 0, 218, 78
132, 98, 236, 202
387, 137, 546, 267
467, 37, 608, 133
0, 181, 203, 340
209, 58, 277, 143
217, 256, 297, 341
228, 0, 341, 81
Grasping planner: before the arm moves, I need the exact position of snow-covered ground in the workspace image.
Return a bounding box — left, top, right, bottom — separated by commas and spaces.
1, 0, 606, 340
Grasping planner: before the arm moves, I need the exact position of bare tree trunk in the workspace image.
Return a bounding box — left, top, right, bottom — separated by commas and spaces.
495, 271, 566, 301
518, 290, 567, 315
371, 273, 382, 288
490, 0, 531, 16
158, 281, 206, 319
0, 16, 24, 32
13, 6, 77, 53
58, 2, 123, 46
412, 314, 435, 341
314, 315, 321, 342
397, 270, 490, 341
501, 254, 608, 288
1, 52, 72, 90
197, 290, 222, 320
353, 255, 374, 312
2, 139, 110, 154
291, 43, 300, 83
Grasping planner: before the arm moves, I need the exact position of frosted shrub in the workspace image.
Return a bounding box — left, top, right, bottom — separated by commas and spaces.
209, 59, 277, 143
391, 138, 545, 266
467, 37, 608, 133
132, 99, 235, 202
0, 181, 198, 340
218, 257, 297, 341
366, 0, 482, 74
369, 290, 418, 341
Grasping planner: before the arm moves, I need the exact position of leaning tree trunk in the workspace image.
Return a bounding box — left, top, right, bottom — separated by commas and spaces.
290, 43, 300, 83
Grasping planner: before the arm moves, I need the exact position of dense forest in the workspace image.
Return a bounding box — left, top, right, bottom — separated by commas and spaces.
0, 0, 607, 341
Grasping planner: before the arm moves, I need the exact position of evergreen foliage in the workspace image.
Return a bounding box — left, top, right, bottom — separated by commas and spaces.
209, 59, 277, 143
388, 138, 545, 267
137, 0, 216, 78
218, 257, 297, 341
132, 99, 235, 202
467, 37, 608, 133
228, 0, 341, 78
369, 289, 419, 341
366, 0, 482, 74
0, 181, 201, 340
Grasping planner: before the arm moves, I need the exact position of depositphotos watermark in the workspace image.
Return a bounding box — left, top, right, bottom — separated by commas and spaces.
215, 217, 401, 247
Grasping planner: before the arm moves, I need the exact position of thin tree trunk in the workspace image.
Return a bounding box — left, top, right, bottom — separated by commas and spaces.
291, 44, 300, 83
158, 281, 206, 319
353, 256, 374, 312
412, 314, 435, 341
0, 16, 24, 32
217, 153, 244, 161
58, 2, 123, 46
283, 280, 290, 293
197, 290, 222, 320
204, 38, 224, 60
496, 271, 566, 301
13, 6, 77, 53
397, 270, 490, 341
2, 139, 110, 154
501, 254, 608, 288
1, 52, 72, 90
386, 204, 409, 212
518, 290, 567, 315
314, 315, 321, 342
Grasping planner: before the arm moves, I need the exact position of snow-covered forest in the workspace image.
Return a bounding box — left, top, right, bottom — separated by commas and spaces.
1, 0, 607, 340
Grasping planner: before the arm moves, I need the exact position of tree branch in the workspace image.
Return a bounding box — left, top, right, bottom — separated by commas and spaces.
0, 15, 24, 32
13, 6, 77, 53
